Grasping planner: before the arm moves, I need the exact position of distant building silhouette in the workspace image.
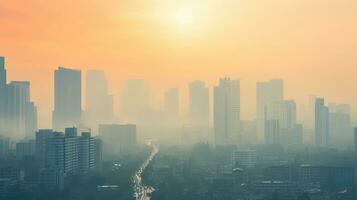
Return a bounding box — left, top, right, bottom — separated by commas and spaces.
265, 100, 302, 146
0, 57, 6, 90
0, 57, 37, 139
256, 79, 283, 144
354, 127, 357, 151
85, 70, 114, 131
53, 67, 82, 131
315, 98, 329, 147
328, 103, 352, 148
120, 79, 150, 123
214, 77, 240, 145
99, 124, 137, 155
164, 88, 179, 117
188, 80, 209, 143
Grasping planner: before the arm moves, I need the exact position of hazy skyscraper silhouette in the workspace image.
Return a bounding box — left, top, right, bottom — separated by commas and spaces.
214, 77, 240, 145
120, 79, 150, 123
265, 100, 302, 146
315, 98, 329, 147
53, 67, 82, 131
189, 80, 209, 126
164, 88, 179, 117
0, 57, 7, 133
256, 79, 284, 143
0, 57, 6, 89
187, 80, 209, 142
328, 103, 351, 148
0, 57, 37, 139
7, 81, 37, 139
85, 70, 114, 131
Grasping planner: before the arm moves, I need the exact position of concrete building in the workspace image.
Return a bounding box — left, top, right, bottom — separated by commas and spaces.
36, 127, 96, 176
256, 79, 284, 144
85, 70, 114, 131
188, 80, 209, 143
99, 124, 137, 155
120, 79, 150, 123
16, 140, 36, 160
265, 120, 280, 145
78, 132, 95, 174
164, 88, 180, 117
232, 150, 257, 168
214, 77, 240, 145
53, 67, 82, 131
0, 58, 37, 139
315, 98, 329, 147
94, 138, 103, 170
0, 136, 10, 158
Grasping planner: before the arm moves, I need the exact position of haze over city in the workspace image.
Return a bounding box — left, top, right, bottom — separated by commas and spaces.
1, 1, 357, 200
1, 0, 357, 128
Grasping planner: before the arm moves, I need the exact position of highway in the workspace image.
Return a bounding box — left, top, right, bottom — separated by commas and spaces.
133, 143, 159, 200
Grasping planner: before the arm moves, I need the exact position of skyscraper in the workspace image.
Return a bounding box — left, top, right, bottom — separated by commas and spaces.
99, 124, 137, 155
187, 80, 209, 143
6, 81, 38, 139
265, 100, 301, 146
0, 57, 6, 89
189, 80, 209, 127
265, 120, 280, 145
53, 67, 82, 131
328, 103, 351, 148
164, 88, 179, 117
0, 57, 38, 139
354, 127, 357, 152
256, 79, 284, 143
214, 77, 240, 145
315, 98, 329, 147
120, 79, 150, 123
0, 57, 7, 134
85, 70, 114, 131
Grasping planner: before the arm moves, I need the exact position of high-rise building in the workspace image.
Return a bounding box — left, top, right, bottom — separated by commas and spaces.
94, 138, 103, 170
6, 81, 38, 139
354, 127, 357, 151
265, 100, 302, 146
0, 136, 10, 158
53, 67, 82, 131
120, 79, 150, 123
256, 79, 283, 143
85, 70, 114, 131
232, 150, 257, 168
328, 103, 352, 148
78, 132, 95, 174
16, 140, 36, 160
0, 57, 37, 139
214, 77, 240, 145
189, 80, 209, 127
36, 128, 96, 176
99, 124, 137, 155
36, 129, 54, 167
0, 57, 6, 89
0, 57, 6, 135
164, 88, 179, 117
265, 119, 280, 145
315, 98, 329, 147
187, 80, 209, 143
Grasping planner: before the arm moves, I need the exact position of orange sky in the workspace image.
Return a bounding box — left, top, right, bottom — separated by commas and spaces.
1, 0, 357, 128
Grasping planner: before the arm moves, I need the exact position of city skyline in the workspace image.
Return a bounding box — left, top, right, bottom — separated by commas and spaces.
1, 0, 357, 128
2, 1, 357, 199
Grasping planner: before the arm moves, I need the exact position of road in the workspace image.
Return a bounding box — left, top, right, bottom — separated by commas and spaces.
133, 143, 159, 200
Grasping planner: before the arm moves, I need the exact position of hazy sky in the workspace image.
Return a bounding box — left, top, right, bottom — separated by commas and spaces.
1, 0, 357, 128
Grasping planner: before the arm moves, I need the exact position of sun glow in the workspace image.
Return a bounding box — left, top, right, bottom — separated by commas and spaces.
173, 7, 194, 28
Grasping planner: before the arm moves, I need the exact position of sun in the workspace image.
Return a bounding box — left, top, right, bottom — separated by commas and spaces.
173, 7, 194, 28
